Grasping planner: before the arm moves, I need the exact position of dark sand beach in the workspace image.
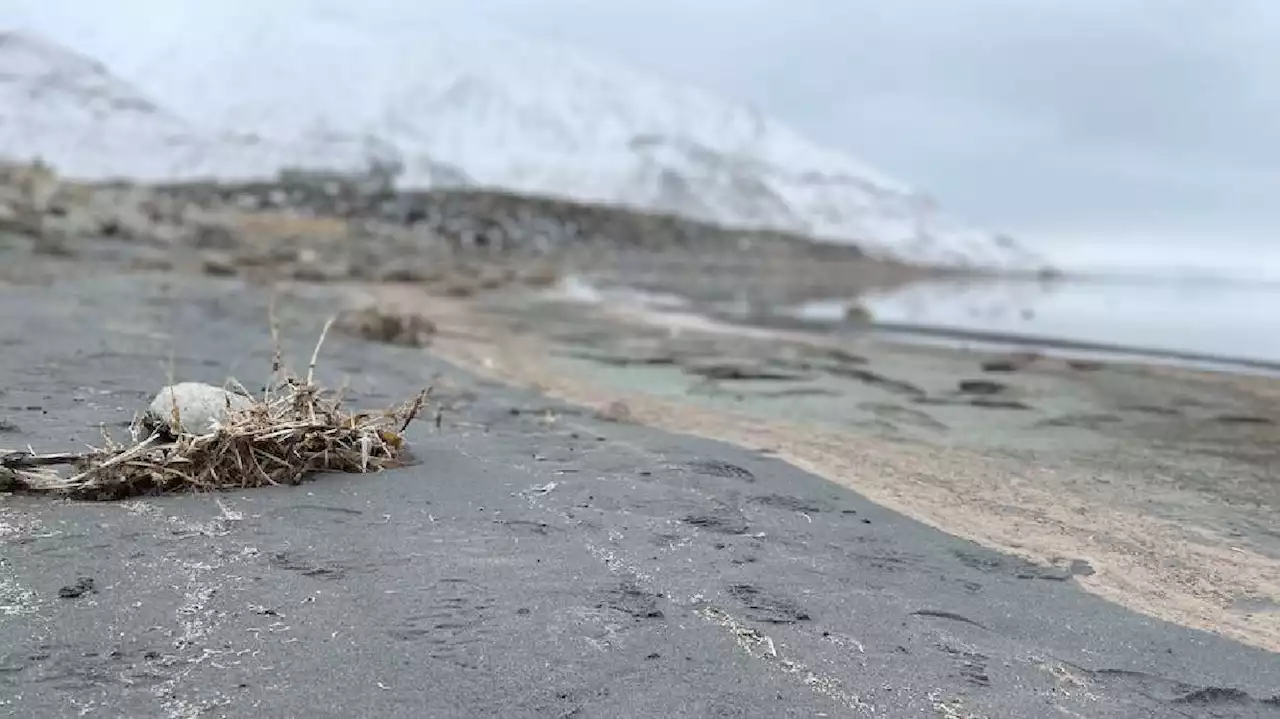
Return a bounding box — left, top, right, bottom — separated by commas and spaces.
365, 279, 1280, 654
1, 171, 1278, 716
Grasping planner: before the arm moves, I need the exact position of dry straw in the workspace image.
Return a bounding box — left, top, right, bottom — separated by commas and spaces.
1, 315, 430, 501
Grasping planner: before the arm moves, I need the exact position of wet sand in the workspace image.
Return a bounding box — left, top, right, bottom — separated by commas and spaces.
360, 281, 1280, 654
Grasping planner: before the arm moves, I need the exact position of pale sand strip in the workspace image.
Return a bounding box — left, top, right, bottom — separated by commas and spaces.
365, 285, 1280, 653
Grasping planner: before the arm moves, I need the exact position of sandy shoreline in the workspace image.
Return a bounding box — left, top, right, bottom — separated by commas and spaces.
358, 282, 1280, 653
2, 268, 1277, 716
3, 166, 1277, 714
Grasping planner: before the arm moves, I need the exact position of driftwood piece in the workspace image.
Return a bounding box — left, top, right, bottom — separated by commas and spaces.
1, 450, 94, 469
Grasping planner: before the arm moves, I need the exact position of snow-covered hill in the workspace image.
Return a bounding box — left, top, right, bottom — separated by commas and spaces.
0, 32, 188, 170
0, 31, 400, 181
0, 5, 1044, 270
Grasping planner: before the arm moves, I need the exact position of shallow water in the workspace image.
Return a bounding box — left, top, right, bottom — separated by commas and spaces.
788, 276, 1280, 369
553, 271, 1280, 373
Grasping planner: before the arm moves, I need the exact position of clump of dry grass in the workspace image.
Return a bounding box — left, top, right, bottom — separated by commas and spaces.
1, 316, 430, 501
334, 304, 437, 347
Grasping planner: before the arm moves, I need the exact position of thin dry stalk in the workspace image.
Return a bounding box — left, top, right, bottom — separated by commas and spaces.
306, 315, 335, 387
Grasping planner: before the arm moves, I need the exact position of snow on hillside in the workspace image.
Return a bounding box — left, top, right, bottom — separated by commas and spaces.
0, 4, 1044, 270
0, 31, 399, 182
0, 32, 189, 172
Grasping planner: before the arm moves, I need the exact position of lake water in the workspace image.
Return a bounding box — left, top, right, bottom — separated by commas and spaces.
786, 276, 1280, 371
556, 251, 1280, 374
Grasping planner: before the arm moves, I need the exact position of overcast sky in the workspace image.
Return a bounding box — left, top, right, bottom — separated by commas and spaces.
8, 0, 1279, 255
460, 0, 1280, 249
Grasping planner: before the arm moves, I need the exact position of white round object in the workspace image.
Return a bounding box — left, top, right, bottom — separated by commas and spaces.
145, 382, 254, 435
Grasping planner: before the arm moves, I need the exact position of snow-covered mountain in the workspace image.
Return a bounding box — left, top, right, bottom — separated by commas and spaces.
0, 5, 1044, 270
0, 31, 400, 181
0, 31, 187, 169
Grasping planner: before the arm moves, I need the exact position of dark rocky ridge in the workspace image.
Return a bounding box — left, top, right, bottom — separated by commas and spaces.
149, 168, 878, 261
3, 159, 938, 303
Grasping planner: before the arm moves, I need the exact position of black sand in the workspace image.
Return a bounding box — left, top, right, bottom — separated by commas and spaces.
1, 271, 1278, 718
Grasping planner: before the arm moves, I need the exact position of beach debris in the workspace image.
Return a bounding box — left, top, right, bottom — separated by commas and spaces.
524, 482, 558, 497
957, 379, 1008, 396
0, 317, 430, 500
969, 397, 1032, 411
810, 346, 868, 366
334, 304, 437, 347
826, 365, 926, 397
58, 577, 96, 599
199, 252, 238, 276
684, 359, 807, 381
595, 400, 635, 423
981, 351, 1041, 373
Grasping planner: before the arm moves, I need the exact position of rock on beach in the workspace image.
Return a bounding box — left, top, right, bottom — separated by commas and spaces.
144, 382, 255, 435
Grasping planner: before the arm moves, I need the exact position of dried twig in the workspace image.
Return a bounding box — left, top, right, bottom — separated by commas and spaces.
399, 387, 431, 433
307, 315, 335, 387
1, 450, 93, 468
63, 434, 161, 486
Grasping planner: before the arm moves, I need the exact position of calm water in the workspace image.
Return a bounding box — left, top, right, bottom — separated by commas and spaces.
555, 265, 1280, 373
788, 276, 1280, 369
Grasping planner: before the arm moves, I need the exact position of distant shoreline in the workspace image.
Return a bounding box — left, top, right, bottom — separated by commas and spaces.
723, 309, 1280, 377
565, 281, 1280, 377
867, 321, 1280, 376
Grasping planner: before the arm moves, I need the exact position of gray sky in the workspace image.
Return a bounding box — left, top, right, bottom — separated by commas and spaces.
10, 0, 1280, 253
460, 0, 1280, 247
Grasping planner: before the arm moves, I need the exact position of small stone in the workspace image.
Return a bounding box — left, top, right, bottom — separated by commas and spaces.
58, 577, 96, 599
843, 303, 874, 323
1069, 558, 1096, 577
144, 383, 255, 436
200, 252, 238, 276
375, 262, 437, 283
